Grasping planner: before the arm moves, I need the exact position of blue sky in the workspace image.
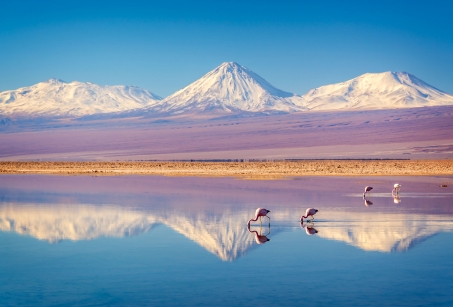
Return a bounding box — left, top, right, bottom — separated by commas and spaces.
1, 0, 452, 97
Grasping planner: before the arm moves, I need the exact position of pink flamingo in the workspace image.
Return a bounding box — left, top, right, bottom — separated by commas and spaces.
300, 208, 318, 222
247, 225, 270, 244
248, 208, 271, 226
363, 186, 373, 197
392, 183, 401, 195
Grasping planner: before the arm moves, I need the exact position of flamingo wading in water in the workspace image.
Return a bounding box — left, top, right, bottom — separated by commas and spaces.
393, 183, 401, 195
248, 208, 271, 226
363, 186, 373, 197
300, 208, 318, 222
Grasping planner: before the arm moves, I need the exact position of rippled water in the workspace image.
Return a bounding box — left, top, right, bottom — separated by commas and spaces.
1, 175, 453, 306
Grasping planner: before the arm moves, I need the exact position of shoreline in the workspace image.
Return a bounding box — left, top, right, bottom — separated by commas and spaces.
1, 160, 452, 179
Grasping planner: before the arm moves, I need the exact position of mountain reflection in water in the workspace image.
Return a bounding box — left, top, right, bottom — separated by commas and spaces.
0, 204, 158, 243
314, 211, 453, 252
1, 200, 453, 260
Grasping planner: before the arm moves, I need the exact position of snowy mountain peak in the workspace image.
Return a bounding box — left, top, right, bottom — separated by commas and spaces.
218, 61, 240, 67
156, 62, 302, 114
347, 71, 435, 90
0, 79, 162, 117
44, 78, 66, 84
300, 71, 453, 110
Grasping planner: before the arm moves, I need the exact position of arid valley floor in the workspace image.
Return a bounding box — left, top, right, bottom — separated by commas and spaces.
1, 106, 453, 161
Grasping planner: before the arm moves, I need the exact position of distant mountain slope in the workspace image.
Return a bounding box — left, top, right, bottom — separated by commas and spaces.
153, 62, 305, 114
2, 67, 453, 120
299, 71, 453, 110
0, 78, 162, 117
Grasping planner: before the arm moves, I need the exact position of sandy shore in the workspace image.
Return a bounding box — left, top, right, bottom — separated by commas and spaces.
1, 160, 452, 179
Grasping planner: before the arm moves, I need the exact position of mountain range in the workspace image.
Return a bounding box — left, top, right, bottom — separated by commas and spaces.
0, 78, 161, 117
1, 62, 453, 119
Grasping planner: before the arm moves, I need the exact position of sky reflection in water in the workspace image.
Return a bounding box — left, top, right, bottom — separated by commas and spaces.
1, 175, 453, 306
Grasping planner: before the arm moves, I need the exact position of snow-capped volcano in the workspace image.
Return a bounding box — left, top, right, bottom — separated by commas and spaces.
299, 71, 453, 110
154, 62, 304, 114
0, 78, 162, 117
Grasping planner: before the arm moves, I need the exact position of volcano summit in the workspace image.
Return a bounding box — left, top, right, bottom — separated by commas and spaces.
151, 62, 304, 115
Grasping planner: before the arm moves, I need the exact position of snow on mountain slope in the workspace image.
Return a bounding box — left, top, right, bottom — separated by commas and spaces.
2, 68, 453, 120
0, 78, 162, 117
299, 71, 453, 111
154, 62, 305, 114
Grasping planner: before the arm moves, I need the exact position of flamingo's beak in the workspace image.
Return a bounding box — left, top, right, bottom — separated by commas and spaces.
315, 209, 318, 212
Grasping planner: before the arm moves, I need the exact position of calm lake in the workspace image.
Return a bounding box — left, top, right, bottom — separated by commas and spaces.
1, 175, 453, 306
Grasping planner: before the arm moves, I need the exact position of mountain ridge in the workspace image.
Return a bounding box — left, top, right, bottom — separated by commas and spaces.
299, 71, 453, 110
0, 78, 162, 117
1, 64, 453, 119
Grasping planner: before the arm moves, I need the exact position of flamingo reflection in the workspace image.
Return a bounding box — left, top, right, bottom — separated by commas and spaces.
300, 222, 318, 235
393, 195, 401, 204
247, 224, 270, 244
364, 198, 373, 206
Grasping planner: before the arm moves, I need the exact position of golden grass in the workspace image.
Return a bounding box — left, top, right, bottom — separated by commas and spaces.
1, 160, 452, 179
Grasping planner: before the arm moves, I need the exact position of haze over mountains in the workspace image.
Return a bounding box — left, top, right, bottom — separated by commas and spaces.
1, 62, 453, 120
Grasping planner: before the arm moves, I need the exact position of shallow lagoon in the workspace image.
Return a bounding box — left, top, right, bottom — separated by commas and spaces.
1, 175, 453, 306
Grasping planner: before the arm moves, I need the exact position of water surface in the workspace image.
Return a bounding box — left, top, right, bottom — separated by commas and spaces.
1, 175, 452, 306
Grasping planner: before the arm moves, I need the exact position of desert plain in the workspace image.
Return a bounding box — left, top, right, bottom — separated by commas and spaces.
1, 106, 453, 161
1, 106, 453, 179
